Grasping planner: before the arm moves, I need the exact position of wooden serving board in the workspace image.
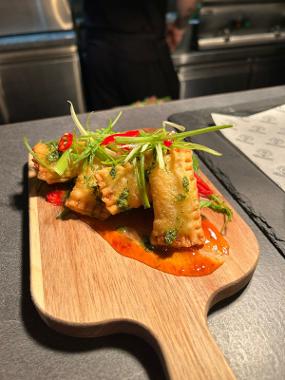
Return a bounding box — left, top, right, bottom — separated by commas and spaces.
28, 161, 259, 380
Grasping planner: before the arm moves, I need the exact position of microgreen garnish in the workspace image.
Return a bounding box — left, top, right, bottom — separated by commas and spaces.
163, 120, 186, 132
200, 195, 233, 234
25, 103, 234, 227
54, 149, 70, 176
68, 101, 88, 136
155, 143, 165, 169
137, 155, 150, 208
110, 111, 122, 128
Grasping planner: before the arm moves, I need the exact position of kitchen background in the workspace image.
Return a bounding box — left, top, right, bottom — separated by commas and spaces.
1, 0, 285, 124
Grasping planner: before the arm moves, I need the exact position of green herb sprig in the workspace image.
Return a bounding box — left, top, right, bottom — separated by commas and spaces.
200, 195, 233, 233
25, 102, 233, 222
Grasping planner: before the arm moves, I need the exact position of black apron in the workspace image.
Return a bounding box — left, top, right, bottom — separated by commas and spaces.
83, 0, 179, 110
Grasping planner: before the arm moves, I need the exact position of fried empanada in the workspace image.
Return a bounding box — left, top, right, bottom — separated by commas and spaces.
150, 149, 205, 247
95, 163, 142, 215
65, 161, 110, 220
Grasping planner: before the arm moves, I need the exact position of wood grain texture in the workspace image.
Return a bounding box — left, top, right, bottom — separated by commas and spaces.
28, 158, 259, 380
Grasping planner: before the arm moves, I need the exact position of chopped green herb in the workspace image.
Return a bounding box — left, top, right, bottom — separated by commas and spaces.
176, 193, 186, 202
116, 188, 129, 211
46, 141, 60, 163
47, 150, 59, 163
110, 166, 116, 179
164, 229, 177, 245
182, 176, 190, 193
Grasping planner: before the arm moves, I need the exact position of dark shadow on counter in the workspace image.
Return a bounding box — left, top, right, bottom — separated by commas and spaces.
208, 285, 248, 316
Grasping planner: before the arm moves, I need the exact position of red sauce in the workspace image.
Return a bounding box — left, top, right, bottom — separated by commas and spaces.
83, 208, 229, 277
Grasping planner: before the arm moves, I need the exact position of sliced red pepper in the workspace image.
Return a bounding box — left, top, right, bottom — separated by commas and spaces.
163, 140, 173, 147
46, 189, 67, 206
101, 130, 140, 145
58, 133, 73, 152
195, 173, 213, 197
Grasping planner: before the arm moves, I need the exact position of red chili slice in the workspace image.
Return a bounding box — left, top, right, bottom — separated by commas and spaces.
101, 130, 140, 145
46, 189, 67, 206
195, 173, 213, 197
58, 133, 73, 152
163, 140, 173, 147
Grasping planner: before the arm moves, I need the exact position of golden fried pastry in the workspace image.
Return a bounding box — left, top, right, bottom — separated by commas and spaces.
150, 149, 205, 247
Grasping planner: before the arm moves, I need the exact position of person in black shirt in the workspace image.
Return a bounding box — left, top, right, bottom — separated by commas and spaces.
83, 0, 196, 110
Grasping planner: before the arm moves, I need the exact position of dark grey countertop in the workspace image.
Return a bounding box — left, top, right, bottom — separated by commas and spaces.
1, 86, 285, 380
169, 97, 285, 255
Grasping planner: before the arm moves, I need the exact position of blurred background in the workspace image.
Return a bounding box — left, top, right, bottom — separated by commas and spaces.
1, 0, 285, 124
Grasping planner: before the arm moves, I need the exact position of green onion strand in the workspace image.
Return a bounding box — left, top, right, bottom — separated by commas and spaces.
68, 101, 87, 136
54, 149, 70, 176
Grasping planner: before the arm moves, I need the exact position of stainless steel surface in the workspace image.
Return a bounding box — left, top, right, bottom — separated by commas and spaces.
0, 0, 85, 124
0, 36, 85, 124
173, 41, 285, 99
173, 42, 285, 66
199, 32, 285, 49
0, 0, 72, 37
0, 31, 76, 54
177, 59, 250, 98
199, 2, 285, 49
172, 1, 285, 99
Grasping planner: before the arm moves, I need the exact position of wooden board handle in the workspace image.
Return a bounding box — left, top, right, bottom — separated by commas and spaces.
152, 317, 235, 380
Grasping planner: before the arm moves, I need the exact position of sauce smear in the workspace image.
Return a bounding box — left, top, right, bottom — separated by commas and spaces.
83, 208, 229, 277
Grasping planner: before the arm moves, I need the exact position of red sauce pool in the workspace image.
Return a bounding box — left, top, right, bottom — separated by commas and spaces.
83, 208, 229, 277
